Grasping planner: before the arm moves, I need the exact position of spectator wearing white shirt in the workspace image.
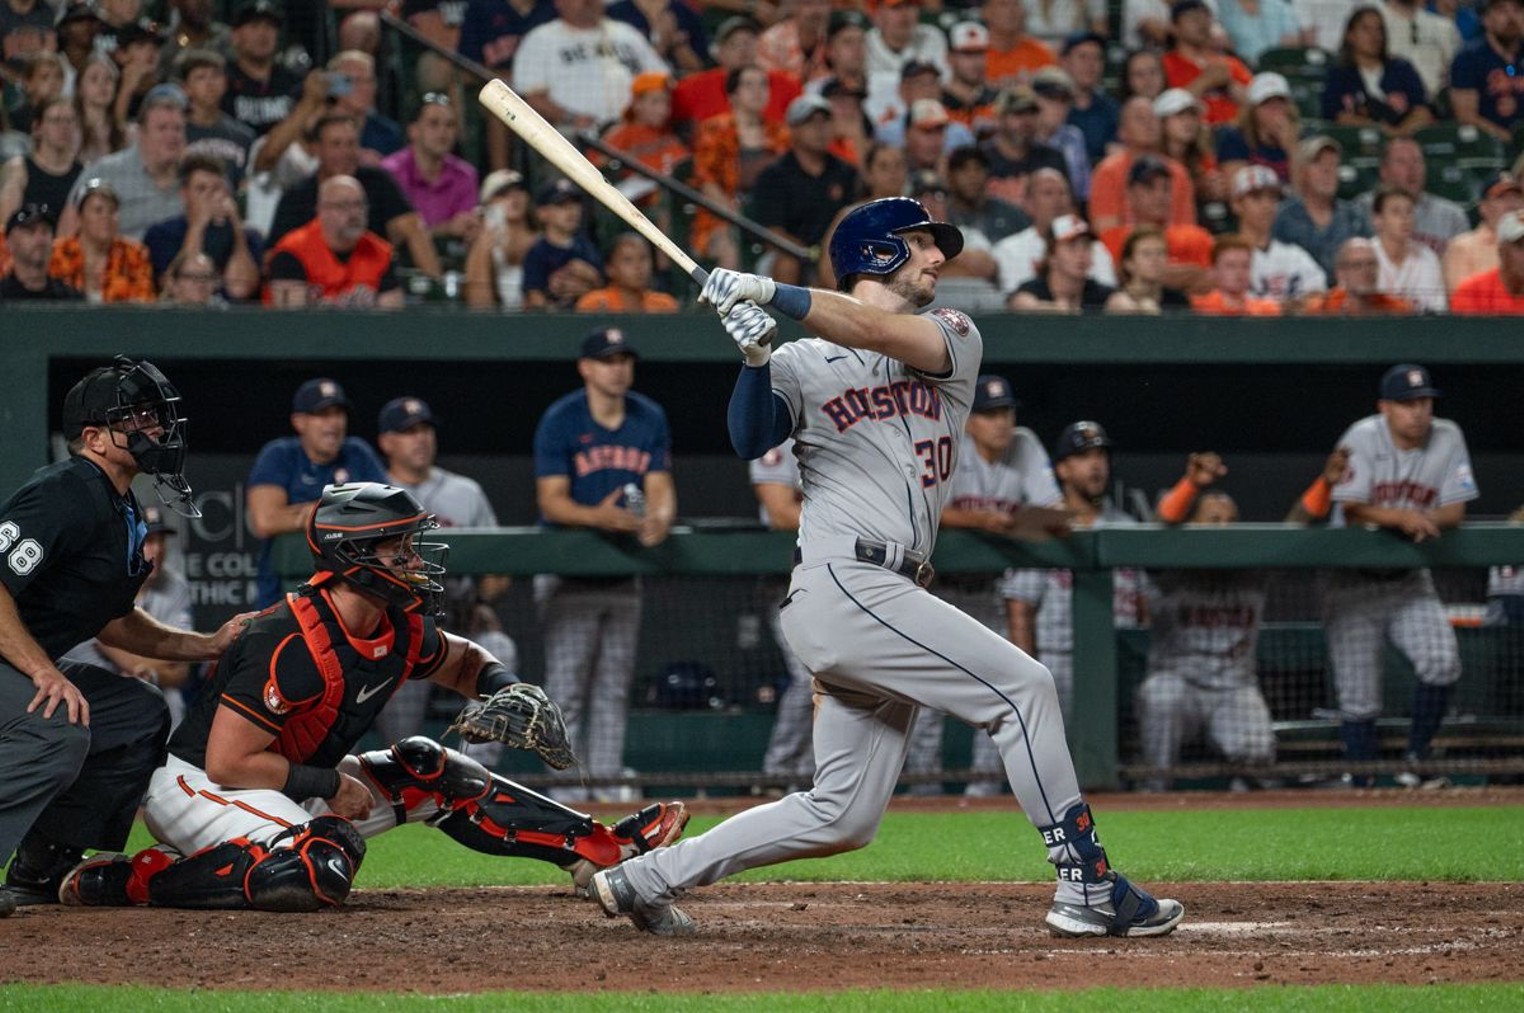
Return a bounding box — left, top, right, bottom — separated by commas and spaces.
993, 166, 1117, 296
1292, 0, 1364, 53
1024, 0, 1109, 47
1355, 136, 1469, 256
1126, 0, 1220, 50
1370, 182, 1446, 310
864, 0, 949, 81
1231, 163, 1327, 302
512, 0, 669, 131
1381, 0, 1462, 96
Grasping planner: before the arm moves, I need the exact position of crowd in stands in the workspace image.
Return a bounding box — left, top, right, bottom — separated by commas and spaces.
2, 0, 1523, 313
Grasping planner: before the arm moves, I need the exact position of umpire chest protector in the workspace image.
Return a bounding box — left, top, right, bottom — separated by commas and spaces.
272, 587, 430, 766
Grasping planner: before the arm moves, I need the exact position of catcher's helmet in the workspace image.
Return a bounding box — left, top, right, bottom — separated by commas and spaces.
1052, 421, 1113, 462
63, 355, 197, 515
827, 197, 964, 291
307, 483, 447, 616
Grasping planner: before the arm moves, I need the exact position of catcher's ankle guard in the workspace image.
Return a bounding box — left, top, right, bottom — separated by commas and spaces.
1038, 803, 1111, 885
147, 816, 365, 911
357, 736, 493, 825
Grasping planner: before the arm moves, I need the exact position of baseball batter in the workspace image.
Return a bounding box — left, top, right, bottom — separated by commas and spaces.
908, 374, 1065, 796
58, 483, 687, 911
748, 438, 816, 790
1325, 364, 1477, 783
592, 197, 1183, 939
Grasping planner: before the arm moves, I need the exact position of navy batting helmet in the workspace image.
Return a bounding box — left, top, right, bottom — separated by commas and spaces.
828, 197, 963, 291
307, 483, 447, 616
1053, 420, 1113, 462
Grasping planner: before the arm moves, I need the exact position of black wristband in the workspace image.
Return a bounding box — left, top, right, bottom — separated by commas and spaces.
475, 661, 518, 696
283, 763, 341, 802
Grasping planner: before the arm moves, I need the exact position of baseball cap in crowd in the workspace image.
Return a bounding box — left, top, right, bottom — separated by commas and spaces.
899, 59, 941, 82
1247, 72, 1292, 106
820, 76, 868, 100
1031, 66, 1076, 101
581, 327, 640, 360
1127, 154, 1172, 186
140, 82, 189, 116
1153, 87, 1203, 119
712, 15, 759, 46
630, 71, 670, 98
55, 0, 101, 27
1379, 364, 1441, 402
1482, 170, 1522, 201
479, 168, 525, 203
1061, 31, 1107, 56
142, 505, 173, 536
378, 396, 436, 434
233, 0, 283, 28
5, 202, 55, 235
536, 178, 582, 205
116, 17, 164, 47
73, 177, 120, 209
947, 144, 989, 172
827, 10, 869, 39
1051, 213, 1090, 243
973, 375, 1018, 413
908, 98, 950, 130
948, 22, 989, 53
1053, 420, 1113, 461
995, 85, 1039, 115
908, 168, 947, 198
1498, 210, 1524, 244
1170, 0, 1210, 21
1232, 164, 1282, 199
292, 377, 351, 414
785, 93, 832, 127
1299, 135, 1343, 163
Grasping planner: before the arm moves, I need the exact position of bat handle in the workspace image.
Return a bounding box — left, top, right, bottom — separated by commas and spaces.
688, 265, 709, 287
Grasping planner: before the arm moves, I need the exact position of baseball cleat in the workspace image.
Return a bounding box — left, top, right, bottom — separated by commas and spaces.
566, 801, 690, 898
591, 866, 696, 936
1045, 873, 1184, 938
58, 853, 135, 907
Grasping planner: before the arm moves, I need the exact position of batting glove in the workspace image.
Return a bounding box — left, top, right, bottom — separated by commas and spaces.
700, 268, 775, 317
722, 300, 777, 366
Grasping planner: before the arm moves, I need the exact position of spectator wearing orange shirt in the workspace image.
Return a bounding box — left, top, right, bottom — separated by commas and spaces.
1451, 211, 1524, 314
1099, 156, 1214, 293
1304, 238, 1416, 315
671, 17, 799, 133
942, 22, 1000, 138
689, 65, 790, 270
1442, 171, 1524, 294
574, 233, 680, 313
1088, 97, 1198, 233
982, 0, 1059, 88
1162, 0, 1252, 127
600, 72, 691, 211
1191, 234, 1283, 315
48, 179, 155, 303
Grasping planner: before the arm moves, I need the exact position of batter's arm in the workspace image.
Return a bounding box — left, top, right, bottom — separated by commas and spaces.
792, 289, 950, 374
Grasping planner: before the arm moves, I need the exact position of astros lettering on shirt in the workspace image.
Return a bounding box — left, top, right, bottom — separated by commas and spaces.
532, 388, 671, 519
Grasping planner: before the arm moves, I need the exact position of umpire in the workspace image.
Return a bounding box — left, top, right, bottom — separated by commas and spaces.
0, 356, 250, 916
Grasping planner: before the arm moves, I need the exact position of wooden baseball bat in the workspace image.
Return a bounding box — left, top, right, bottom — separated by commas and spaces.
477, 79, 709, 287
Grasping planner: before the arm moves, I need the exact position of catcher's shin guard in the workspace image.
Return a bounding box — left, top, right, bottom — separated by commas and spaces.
356, 736, 493, 824
432, 775, 601, 866
146, 816, 366, 911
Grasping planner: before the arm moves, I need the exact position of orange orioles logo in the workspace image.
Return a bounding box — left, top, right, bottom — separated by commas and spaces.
264, 680, 291, 715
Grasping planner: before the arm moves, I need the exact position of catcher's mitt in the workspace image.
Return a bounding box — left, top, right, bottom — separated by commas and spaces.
448, 683, 577, 770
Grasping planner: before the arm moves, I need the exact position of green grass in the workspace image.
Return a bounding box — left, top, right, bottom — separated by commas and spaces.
1, 984, 1521, 1011
115, 804, 1520, 890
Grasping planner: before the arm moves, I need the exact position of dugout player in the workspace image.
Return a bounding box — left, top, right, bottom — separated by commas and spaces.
533, 328, 675, 802
58, 482, 688, 911
592, 197, 1183, 938
1323, 364, 1477, 787
0, 357, 252, 916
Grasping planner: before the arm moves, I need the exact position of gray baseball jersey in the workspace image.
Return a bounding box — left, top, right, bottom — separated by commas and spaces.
1330, 415, 1478, 518
1144, 571, 1264, 691
944, 427, 1063, 514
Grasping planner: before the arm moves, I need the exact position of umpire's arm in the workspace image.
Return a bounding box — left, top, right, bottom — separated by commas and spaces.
97, 607, 257, 662
0, 583, 88, 724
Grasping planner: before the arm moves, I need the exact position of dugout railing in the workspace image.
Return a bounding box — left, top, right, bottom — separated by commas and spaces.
270, 525, 1524, 793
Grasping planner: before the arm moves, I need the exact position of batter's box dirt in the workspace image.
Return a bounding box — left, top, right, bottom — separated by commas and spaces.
3, 881, 1520, 994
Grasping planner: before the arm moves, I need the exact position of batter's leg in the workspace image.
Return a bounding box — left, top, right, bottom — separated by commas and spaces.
761, 608, 816, 782
1047, 651, 1075, 725
586, 585, 641, 799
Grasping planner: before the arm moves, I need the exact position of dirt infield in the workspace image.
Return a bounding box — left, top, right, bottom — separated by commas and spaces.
3, 790, 1522, 995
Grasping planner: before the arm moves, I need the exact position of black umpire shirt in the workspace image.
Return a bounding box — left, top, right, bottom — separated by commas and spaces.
265, 166, 416, 249
0, 456, 151, 661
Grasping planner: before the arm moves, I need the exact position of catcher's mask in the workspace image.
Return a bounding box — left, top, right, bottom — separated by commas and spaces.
63, 354, 199, 517
307, 483, 448, 617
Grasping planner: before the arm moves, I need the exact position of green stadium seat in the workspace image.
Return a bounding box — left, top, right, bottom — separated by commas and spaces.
1425, 162, 1478, 206
1414, 123, 1507, 172
1318, 123, 1385, 161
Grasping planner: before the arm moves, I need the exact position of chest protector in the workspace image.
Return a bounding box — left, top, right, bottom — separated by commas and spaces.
275, 590, 427, 763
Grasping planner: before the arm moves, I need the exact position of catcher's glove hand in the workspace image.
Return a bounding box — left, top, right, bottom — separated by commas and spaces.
448, 683, 577, 770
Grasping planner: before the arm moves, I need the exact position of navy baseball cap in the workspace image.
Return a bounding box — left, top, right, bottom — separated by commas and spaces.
292, 377, 351, 414
1053, 420, 1113, 461
1380, 364, 1441, 402
378, 396, 435, 434
5, 202, 55, 235
972, 375, 1018, 413
1171, 0, 1209, 20
142, 504, 173, 535
1061, 31, 1107, 56
536, 178, 582, 206
580, 327, 639, 360
1127, 154, 1172, 187
233, 0, 283, 28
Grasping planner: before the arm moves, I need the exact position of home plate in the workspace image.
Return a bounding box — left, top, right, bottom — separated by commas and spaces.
1178, 921, 1294, 934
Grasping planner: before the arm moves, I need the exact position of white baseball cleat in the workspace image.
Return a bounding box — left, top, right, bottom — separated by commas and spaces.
591, 866, 696, 936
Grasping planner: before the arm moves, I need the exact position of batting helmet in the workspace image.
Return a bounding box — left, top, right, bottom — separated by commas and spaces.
307, 483, 447, 616
63, 355, 195, 512
1052, 421, 1113, 462
827, 197, 964, 291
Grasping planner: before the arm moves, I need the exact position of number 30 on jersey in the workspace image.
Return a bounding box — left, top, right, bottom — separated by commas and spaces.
914, 437, 954, 488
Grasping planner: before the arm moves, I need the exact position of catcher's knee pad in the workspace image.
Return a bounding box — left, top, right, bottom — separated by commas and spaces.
435, 774, 597, 867
147, 817, 365, 912
357, 736, 493, 823
1037, 803, 1110, 885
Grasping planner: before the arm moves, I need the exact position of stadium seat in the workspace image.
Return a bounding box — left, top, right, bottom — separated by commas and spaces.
1414, 123, 1507, 171
1256, 47, 1331, 122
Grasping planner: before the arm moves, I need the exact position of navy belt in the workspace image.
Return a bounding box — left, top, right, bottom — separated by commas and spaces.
854, 538, 935, 588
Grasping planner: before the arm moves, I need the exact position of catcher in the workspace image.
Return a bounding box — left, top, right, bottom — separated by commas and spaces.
59, 482, 687, 911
